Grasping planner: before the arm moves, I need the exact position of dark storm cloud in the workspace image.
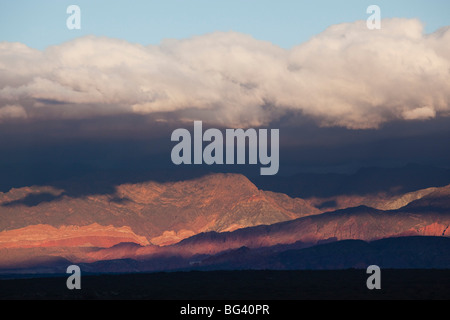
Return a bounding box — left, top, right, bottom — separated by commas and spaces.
0, 113, 450, 183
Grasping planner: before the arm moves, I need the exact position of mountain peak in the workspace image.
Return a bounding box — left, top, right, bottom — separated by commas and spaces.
0, 173, 318, 251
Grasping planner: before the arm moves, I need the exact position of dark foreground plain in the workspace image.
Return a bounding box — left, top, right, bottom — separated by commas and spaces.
1, 269, 449, 300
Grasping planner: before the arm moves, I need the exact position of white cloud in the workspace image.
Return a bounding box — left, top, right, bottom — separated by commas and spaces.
402, 106, 436, 120
0, 18, 449, 129
0, 105, 27, 120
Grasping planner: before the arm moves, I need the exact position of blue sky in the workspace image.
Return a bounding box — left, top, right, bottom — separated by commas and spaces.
0, 0, 449, 50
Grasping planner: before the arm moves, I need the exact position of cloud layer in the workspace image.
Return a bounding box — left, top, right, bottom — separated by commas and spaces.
0, 18, 449, 129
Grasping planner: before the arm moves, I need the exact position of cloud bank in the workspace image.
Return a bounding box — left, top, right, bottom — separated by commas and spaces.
0, 18, 449, 129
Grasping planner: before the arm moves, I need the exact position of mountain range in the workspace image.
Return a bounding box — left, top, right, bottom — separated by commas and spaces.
1, 165, 450, 275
